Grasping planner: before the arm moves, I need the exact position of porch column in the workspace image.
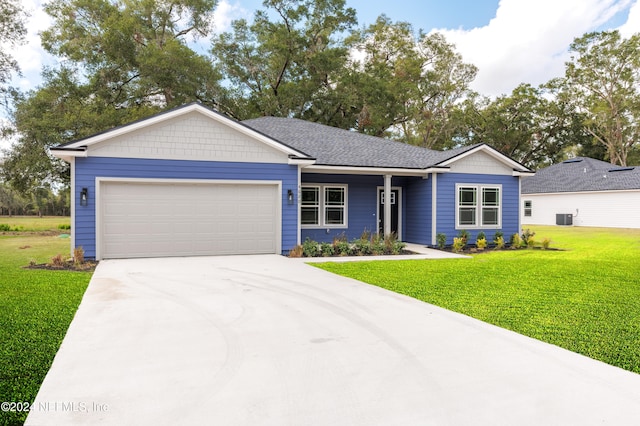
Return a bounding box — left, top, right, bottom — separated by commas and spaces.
384, 174, 392, 236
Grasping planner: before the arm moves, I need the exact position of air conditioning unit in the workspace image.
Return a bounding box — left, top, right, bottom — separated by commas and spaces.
556, 213, 573, 226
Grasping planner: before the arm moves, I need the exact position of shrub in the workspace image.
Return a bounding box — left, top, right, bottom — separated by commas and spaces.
302, 238, 319, 257
510, 233, 522, 248
352, 237, 371, 256
494, 236, 505, 249
526, 236, 536, 248
320, 242, 334, 257
493, 231, 504, 244
58, 224, 71, 230
0, 224, 10, 231
288, 245, 304, 257
73, 246, 85, 265
476, 231, 486, 242
542, 237, 551, 250
383, 233, 405, 255
370, 234, 385, 255
436, 233, 447, 249
457, 229, 470, 245
476, 238, 487, 250
50, 254, 66, 268
332, 233, 350, 256
521, 228, 536, 242
452, 237, 465, 253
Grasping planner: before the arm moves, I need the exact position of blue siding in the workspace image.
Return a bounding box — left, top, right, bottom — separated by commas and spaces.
404, 177, 432, 245
74, 157, 298, 258
435, 173, 521, 245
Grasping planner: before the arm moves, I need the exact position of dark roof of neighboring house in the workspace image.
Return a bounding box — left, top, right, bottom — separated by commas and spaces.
522, 157, 640, 194
242, 116, 479, 169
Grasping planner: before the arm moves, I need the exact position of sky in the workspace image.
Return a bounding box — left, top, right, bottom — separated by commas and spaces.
7, 0, 640, 101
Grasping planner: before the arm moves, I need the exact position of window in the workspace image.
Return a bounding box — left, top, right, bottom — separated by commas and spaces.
301, 184, 347, 227
524, 200, 532, 217
301, 187, 319, 225
456, 184, 501, 228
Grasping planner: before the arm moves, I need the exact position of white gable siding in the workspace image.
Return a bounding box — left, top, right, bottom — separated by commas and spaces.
88, 111, 288, 163
447, 151, 514, 175
522, 190, 640, 228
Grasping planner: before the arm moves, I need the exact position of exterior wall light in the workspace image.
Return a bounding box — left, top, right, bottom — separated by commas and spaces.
80, 187, 88, 206
287, 189, 294, 204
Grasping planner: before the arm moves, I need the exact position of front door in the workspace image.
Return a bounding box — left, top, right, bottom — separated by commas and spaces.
378, 188, 399, 236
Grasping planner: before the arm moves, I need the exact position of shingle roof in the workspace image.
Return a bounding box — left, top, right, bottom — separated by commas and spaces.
242, 116, 479, 169
522, 157, 640, 194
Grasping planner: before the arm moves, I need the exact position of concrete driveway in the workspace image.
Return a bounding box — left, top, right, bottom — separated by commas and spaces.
27, 255, 640, 425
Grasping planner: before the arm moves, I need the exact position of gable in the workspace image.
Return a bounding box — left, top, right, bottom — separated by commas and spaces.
446, 150, 515, 175
87, 110, 289, 164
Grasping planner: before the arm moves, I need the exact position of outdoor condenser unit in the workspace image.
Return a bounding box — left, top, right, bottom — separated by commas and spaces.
556, 213, 573, 226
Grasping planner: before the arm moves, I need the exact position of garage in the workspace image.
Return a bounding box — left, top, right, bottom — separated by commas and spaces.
98, 180, 281, 259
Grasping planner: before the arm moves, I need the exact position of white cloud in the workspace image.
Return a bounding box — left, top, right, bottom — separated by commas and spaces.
434, 0, 635, 97
212, 0, 248, 33
618, 0, 640, 36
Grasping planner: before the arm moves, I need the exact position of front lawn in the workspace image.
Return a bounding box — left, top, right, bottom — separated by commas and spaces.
0, 222, 91, 426
315, 226, 640, 374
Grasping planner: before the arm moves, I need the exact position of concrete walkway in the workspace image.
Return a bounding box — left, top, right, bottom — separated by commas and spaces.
299, 242, 468, 262
26, 255, 640, 425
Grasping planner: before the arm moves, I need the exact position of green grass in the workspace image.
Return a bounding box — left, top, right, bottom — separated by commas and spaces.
0, 216, 70, 232
0, 230, 91, 426
315, 226, 640, 374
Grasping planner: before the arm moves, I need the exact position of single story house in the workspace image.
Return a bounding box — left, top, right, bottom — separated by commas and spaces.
50, 103, 533, 259
521, 156, 640, 228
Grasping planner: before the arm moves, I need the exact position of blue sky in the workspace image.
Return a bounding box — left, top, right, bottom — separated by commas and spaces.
7, 0, 640, 100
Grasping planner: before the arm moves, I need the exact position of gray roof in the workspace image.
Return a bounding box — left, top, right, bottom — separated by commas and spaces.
242, 116, 479, 169
522, 157, 640, 194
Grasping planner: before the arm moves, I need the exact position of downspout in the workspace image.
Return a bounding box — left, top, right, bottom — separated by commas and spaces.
297, 165, 302, 245
70, 158, 76, 258
431, 172, 437, 246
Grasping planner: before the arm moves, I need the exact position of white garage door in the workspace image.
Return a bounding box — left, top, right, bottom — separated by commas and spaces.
99, 180, 280, 259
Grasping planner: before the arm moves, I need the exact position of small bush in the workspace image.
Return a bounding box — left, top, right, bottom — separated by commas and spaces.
302, 238, 319, 257
320, 242, 334, 257
495, 236, 505, 249
0, 224, 11, 231
452, 237, 465, 253
477, 231, 486, 242
436, 233, 447, 249
288, 245, 304, 257
542, 237, 551, 250
510, 233, 522, 248
493, 231, 504, 244
457, 229, 470, 245
332, 233, 350, 256
384, 233, 404, 255
58, 224, 71, 230
73, 246, 85, 265
526, 236, 536, 248
476, 238, 487, 250
50, 254, 66, 268
352, 237, 371, 256
370, 234, 385, 255
521, 228, 536, 242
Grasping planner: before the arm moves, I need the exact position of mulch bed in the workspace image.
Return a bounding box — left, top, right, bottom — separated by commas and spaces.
25, 261, 98, 272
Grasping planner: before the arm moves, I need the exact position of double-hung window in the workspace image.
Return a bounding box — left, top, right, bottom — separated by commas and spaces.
301, 185, 347, 227
456, 184, 502, 228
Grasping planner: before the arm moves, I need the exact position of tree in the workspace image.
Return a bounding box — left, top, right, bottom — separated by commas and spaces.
342, 16, 477, 148
211, 0, 357, 121
41, 0, 223, 109
4, 0, 225, 193
0, 0, 27, 108
560, 31, 640, 166
453, 84, 588, 169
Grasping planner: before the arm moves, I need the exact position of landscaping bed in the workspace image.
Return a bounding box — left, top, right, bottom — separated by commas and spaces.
289, 232, 408, 258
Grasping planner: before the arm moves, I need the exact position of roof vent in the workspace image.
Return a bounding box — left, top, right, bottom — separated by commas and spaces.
608, 167, 635, 172
562, 158, 583, 164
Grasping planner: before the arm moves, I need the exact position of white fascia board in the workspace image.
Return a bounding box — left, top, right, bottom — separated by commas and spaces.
440, 145, 530, 172
303, 164, 431, 177
523, 189, 640, 196
513, 171, 536, 177
59, 104, 311, 159
49, 148, 88, 162
288, 158, 316, 166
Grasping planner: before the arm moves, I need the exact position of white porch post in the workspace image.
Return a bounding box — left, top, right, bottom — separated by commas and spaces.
384, 174, 392, 236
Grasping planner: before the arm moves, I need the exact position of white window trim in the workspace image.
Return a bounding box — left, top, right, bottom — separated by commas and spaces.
301, 183, 348, 229
455, 183, 502, 229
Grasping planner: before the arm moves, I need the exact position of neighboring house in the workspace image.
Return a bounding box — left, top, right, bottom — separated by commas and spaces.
521, 157, 640, 228
50, 103, 533, 260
